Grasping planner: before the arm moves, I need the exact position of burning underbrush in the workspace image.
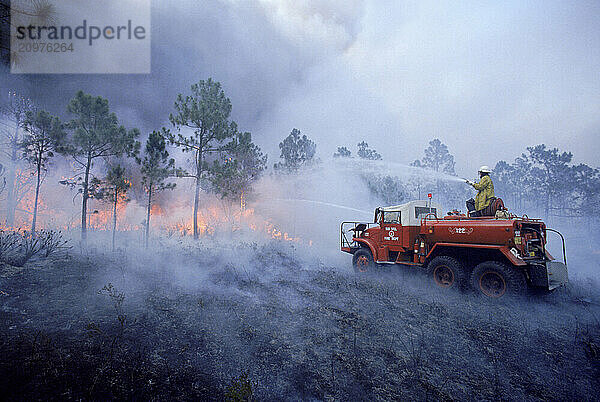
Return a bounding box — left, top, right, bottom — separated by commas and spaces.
0, 235, 599, 400
1, 161, 375, 251
2, 178, 312, 248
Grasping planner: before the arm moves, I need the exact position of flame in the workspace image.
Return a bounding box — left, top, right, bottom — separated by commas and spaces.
156, 203, 308, 244
151, 204, 164, 215
2, 178, 312, 246
86, 197, 142, 231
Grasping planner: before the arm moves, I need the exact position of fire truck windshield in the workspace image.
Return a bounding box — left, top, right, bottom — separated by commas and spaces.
383, 211, 401, 224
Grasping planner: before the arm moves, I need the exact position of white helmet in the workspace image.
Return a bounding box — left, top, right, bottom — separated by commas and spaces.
478, 165, 491, 173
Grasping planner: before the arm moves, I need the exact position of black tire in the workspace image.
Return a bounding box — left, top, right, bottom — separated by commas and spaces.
470, 261, 526, 298
426, 256, 466, 290
352, 248, 374, 273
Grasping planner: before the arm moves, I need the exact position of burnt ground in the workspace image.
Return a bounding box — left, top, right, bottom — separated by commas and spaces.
0, 238, 599, 401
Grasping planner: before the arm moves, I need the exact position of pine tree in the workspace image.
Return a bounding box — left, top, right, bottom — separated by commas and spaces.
139, 130, 176, 248
92, 165, 131, 251
411, 139, 455, 174
0, 92, 34, 226
209, 131, 266, 204
167, 78, 238, 239
357, 141, 381, 160
523, 144, 574, 217
274, 128, 316, 172
21, 110, 66, 232
63, 90, 140, 241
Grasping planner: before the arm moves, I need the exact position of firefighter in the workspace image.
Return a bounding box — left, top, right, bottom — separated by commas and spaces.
465, 166, 495, 216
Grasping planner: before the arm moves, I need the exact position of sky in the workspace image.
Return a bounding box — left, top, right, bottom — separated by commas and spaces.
2, 0, 599, 177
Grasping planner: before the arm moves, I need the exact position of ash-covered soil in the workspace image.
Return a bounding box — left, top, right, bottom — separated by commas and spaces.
0, 239, 599, 401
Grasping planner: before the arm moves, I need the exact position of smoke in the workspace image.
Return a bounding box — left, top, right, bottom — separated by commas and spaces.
2, 0, 598, 176
1, 0, 366, 136
2, 144, 596, 280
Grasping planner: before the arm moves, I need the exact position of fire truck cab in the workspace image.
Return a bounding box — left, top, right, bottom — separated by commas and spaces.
341, 200, 568, 298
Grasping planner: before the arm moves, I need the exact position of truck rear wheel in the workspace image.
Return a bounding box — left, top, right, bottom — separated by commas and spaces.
353, 248, 374, 273
427, 256, 466, 290
470, 261, 526, 298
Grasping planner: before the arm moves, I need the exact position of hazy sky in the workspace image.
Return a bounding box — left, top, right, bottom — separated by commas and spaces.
3, 0, 599, 176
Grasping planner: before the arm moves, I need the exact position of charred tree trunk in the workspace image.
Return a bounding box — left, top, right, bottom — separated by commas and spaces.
193, 177, 201, 239
81, 152, 92, 242
112, 188, 118, 252
5, 127, 19, 226
145, 185, 152, 249
31, 154, 42, 233
193, 148, 203, 240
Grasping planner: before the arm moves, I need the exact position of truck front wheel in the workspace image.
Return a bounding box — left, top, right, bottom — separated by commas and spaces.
353, 248, 374, 273
427, 256, 466, 290
470, 261, 526, 298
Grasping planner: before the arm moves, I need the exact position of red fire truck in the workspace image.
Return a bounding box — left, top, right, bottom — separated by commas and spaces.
341, 200, 568, 298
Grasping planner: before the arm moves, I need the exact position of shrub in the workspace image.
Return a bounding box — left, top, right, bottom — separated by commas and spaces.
0, 229, 70, 267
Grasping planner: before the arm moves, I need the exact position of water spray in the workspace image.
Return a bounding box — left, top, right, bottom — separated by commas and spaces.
326, 158, 466, 183
272, 199, 372, 215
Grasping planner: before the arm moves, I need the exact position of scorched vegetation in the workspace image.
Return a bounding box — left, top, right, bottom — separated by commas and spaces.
0, 236, 598, 400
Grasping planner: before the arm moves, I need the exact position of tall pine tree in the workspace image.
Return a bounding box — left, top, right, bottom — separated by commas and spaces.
139, 130, 176, 248
21, 110, 66, 232
63, 91, 139, 241
167, 79, 237, 239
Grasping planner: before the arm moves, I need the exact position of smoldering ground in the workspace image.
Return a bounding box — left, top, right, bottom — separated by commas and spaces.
1, 224, 599, 400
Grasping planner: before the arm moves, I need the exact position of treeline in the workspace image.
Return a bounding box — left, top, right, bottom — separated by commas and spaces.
333, 139, 600, 218
0, 80, 269, 245
494, 145, 600, 218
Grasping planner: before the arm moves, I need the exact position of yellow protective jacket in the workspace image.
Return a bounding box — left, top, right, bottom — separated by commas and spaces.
471, 175, 495, 211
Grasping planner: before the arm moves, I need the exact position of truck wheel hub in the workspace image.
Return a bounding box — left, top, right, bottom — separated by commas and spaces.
356, 256, 369, 272
479, 271, 506, 297
433, 265, 454, 287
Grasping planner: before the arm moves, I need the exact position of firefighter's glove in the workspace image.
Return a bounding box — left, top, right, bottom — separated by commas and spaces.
464, 179, 472, 185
